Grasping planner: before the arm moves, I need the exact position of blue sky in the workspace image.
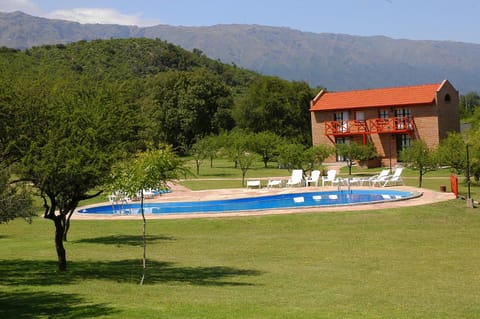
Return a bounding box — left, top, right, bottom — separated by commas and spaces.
1, 0, 479, 44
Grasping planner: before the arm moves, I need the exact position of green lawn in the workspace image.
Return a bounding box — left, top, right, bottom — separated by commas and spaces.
2, 159, 480, 318
2, 199, 480, 318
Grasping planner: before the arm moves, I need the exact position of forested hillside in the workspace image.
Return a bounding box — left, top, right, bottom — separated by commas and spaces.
0, 38, 314, 151
2, 11, 480, 93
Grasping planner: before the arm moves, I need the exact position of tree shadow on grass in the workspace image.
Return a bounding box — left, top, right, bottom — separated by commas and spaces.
0, 259, 263, 286
0, 290, 118, 319
73, 234, 175, 246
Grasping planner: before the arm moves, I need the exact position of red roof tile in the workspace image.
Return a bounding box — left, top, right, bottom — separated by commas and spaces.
310, 83, 441, 111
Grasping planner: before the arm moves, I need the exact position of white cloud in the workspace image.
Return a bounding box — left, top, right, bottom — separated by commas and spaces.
0, 2, 161, 27
0, 0, 40, 14
48, 8, 144, 26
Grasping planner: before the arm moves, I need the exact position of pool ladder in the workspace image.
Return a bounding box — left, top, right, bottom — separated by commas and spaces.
337, 177, 352, 193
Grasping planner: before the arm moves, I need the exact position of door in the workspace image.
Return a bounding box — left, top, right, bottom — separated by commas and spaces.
335, 137, 350, 162
396, 134, 412, 160
395, 109, 411, 130
334, 111, 349, 132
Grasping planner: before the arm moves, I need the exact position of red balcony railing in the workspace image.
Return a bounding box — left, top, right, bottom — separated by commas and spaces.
324, 117, 416, 141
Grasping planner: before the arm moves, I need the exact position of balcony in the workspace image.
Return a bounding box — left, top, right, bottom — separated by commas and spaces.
324, 117, 416, 142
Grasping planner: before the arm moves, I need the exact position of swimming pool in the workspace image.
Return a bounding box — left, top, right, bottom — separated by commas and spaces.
77, 189, 417, 216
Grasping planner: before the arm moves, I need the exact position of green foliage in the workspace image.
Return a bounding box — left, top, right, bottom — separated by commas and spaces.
190, 140, 208, 175
460, 91, 480, 118
399, 140, 437, 187
276, 143, 332, 174
0, 37, 319, 154
249, 131, 284, 168
275, 143, 306, 170
336, 142, 378, 175
109, 146, 186, 198
437, 132, 467, 174
108, 145, 187, 284
234, 76, 313, 144
213, 130, 262, 185
19, 79, 138, 209
149, 69, 234, 151
3, 77, 140, 270
0, 37, 326, 271
0, 168, 36, 223
465, 130, 480, 181
237, 152, 260, 187
307, 144, 335, 168
216, 130, 251, 167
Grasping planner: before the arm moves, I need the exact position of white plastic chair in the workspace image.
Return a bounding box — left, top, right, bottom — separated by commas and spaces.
321, 169, 337, 187
382, 167, 404, 187
305, 170, 321, 186
286, 169, 303, 187
369, 169, 391, 187
267, 179, 282, 188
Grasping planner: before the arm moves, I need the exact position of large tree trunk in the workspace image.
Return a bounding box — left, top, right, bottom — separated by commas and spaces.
53, 215, 67, 271
419, 170, 424, 188
42, 196, 67, 272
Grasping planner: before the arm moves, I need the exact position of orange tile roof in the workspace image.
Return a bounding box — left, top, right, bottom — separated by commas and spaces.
310, 83, 441, 111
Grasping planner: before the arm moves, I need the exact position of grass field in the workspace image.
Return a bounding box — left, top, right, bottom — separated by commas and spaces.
2, 159, 480, 318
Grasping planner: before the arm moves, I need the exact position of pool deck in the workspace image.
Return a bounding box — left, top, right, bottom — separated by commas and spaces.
73, 182, 457, 220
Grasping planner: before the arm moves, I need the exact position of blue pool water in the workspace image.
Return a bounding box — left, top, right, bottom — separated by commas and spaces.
77, 189, 417, 216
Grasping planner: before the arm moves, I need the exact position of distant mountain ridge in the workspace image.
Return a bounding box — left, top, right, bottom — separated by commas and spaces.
1, 11, 480, 93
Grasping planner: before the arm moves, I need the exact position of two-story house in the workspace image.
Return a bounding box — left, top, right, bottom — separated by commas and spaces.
310, 80, 460, 166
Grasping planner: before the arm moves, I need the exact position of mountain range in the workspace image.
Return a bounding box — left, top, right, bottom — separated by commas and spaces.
1, 11, 480, 93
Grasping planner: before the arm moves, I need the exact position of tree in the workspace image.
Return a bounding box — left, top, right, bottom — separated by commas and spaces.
234, 76, 314, 144
336, 142, 377, 175
13, 79, 138, 271
215, 130, 259, 185
437, 132, 466, 174
109, 145, 187, 285
150, 69, 234, 152
218, 130, 252, 168
237, 151, 260, 187
465, 129, 480, 181
460, 91, 480, 118
202, 135, 220, 168
250, 131, 283, 168
276, 143, 307, 171
0, 167, 36, 223
399, 140, 437, 187
306, 144, 335, 172
276, 143, 333, 176
190, 139, 208, 175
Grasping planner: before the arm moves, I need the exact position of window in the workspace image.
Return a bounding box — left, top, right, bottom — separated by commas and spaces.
394, 108, 411, 129
334, 111, 349, 133
445, 94, 451, 102
355, 111, 364, 120
378, 109, 389, 119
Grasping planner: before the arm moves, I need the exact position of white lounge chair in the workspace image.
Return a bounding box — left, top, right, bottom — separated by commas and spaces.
247, 180, 261, 188
267, 179, 283, 188
369, 169, 391, 187
382, 167, 404, 187
305, 170, 321, 186
286, 169, 303, 187
321, 169, 337, 187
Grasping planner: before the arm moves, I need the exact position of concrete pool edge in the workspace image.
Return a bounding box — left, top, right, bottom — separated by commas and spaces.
72, 185, 456, 220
